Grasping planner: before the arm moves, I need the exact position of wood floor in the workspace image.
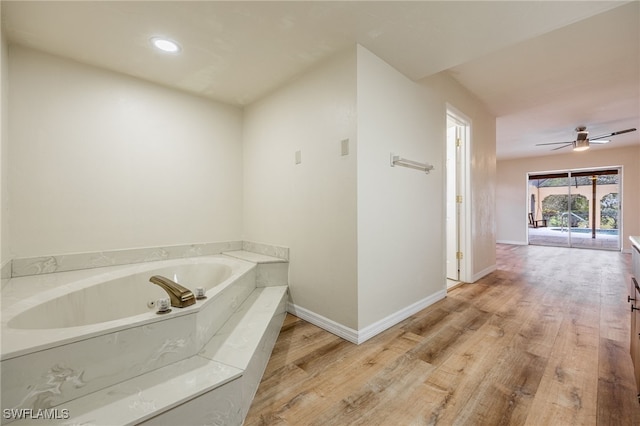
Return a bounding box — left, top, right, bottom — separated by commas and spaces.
245, 244, 640, 425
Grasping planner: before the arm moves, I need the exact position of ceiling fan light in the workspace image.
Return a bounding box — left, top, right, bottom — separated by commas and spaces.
573, 139, 590, 151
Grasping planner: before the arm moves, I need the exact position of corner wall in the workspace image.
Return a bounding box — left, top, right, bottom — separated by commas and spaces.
356, 46, 446, 330
243, 45, 497, 339
243, 48, 359, 329
8, 46, 244, 258
497, 145, 640, 251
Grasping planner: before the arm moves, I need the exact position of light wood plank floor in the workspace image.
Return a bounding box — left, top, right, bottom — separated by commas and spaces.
245, 244, 640, 425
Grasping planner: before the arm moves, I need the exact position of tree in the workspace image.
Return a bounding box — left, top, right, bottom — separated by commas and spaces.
600, 193, 619, 229
542, 194, 589, 226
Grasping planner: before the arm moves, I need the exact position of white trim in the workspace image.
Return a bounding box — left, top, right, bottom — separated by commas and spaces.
446, 105, 472, 284
471, 264, 497, 283
357, 290, 446, 344
496, 240, 527, 245
619, 165, 624, 252
287, 303, 359, 343
288, 289, 447, 345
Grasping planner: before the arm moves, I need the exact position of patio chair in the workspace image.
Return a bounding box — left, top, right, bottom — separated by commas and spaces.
528, 213, 548, 228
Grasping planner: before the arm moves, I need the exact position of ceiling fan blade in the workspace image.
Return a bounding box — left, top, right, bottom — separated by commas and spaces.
590, 128, 637, 141
551, 144, 573, 151
589, 139, 610, 145
535, 141, 574, 146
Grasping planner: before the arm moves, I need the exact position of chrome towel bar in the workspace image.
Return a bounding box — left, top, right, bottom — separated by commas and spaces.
390, 153, 434, 174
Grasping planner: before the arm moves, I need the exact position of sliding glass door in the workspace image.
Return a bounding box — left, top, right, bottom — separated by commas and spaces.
528, 168, 621, 251
570, 170, 620, 250
529, 172, 570, 247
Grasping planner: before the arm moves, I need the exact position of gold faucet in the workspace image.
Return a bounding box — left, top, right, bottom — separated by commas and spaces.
149, 275, 196, 308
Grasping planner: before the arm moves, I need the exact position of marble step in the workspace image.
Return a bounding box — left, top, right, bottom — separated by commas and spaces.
223, 250, 289, 288
9, 286, 288, 426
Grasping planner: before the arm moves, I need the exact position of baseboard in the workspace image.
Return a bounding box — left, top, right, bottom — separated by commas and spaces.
472, 264, 497, 282
286, 303, 359, 344
496, 240, 527, 245
356, 290, 446, 344
287, 289, 447, 345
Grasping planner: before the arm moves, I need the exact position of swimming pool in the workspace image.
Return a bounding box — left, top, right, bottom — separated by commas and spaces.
550, 227, 619, 235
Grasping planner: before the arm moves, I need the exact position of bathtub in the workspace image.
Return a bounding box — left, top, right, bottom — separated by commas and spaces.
7, 261, 235, 330
1, 254, 259, 418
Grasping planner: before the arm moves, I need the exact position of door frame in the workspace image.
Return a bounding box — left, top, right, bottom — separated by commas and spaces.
446, 105, 472, 284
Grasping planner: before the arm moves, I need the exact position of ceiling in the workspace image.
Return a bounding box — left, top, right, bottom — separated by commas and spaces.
2, 1, 638, 160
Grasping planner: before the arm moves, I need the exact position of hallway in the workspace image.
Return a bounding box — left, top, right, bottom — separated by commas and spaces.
246, 244, 640, 425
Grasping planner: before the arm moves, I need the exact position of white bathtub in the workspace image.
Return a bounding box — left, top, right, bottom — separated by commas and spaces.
7, 261, 235, 330
1, 254, 259, 418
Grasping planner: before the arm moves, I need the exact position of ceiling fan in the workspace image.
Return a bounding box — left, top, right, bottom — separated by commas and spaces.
536, 126, 637, 151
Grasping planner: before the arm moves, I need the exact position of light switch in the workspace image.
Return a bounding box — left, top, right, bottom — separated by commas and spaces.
341, 139, 349, 156
295, 150, 302, 164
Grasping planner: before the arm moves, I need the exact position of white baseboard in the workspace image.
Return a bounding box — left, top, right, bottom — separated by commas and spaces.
496, 240, 527, 245
472, 264, 497, 283
287, 289, 447, 345
356, 290, 446, 344
286, 303, 359, 343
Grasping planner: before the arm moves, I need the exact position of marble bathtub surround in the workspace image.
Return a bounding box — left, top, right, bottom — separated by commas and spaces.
10, 240, 289, 278
1, 256, 259, 358
1, 254, 289, 425
2, 256, 257, 413
242, 241, 289, 262
223, 250, 290, 289
5, 287, 288, 426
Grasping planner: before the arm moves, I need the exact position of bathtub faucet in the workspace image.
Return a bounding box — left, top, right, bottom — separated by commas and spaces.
149, 275, 196, 308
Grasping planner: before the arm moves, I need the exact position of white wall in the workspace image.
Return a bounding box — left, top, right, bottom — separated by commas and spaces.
6, 42, 497, 341
8, 46, 244, 258
356, 46, 445, 328
497, 145, 640, 251
243, 48, 358, 329
418, 72, 497, 280
1, 21, 8, 271
244, 44, 497, 335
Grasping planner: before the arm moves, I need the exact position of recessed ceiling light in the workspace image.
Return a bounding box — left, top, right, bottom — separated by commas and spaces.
150, 37, 181, 53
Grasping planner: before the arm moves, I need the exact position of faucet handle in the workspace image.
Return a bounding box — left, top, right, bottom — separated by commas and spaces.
195, 287, 207, 299
156, 298, 171, 314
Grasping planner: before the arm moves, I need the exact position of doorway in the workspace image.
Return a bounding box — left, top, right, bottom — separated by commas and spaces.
446, 109, 470, 288
527, 167, 621, 251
